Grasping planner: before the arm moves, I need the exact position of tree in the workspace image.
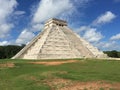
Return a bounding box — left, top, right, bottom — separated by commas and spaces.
0, 46, 5, 59
117, 52, 120, 58
104, 50, 120, 58
0, 45, 25, 59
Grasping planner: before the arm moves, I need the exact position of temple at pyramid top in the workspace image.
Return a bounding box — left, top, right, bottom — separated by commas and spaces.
12, 18, 107, 59
45, 18, 67, 27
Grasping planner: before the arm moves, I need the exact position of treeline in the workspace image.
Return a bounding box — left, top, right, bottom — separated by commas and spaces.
104, 50, 120, 58
0, 45, 25, 59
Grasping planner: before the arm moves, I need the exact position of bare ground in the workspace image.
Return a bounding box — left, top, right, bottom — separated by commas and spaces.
44, 78, 120, 90
23, 72, 120, 90
30, 60, 78, 66
0, 62, 14, 68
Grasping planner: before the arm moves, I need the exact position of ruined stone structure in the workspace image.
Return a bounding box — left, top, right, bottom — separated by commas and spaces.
12, 18, 107, 59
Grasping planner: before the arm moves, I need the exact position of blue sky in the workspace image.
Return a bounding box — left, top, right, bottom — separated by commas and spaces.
0, 0, 120, 51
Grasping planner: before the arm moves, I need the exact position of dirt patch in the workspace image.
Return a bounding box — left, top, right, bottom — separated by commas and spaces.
0, 62, 14, 68
41, 71, 67, 77
44, 78, 72, 89
44, 78, 120, 90
61, 81, 120, 90
27, 76, 37, 81
30, 60, 78, 66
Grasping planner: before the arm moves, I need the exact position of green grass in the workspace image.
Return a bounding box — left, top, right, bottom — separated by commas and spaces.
0, 59, 120, 90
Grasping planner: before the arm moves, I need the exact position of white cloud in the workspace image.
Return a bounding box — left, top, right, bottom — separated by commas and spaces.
16, 29, 35, 45
0, 41, 10, 46
0, 0, 17, 23
75, 26, 92, 34
83, 27, 103, 42
0, 24, 13, 38
32, 0, 73, 24
92, 11, 116, 26
95, 41, 120, 51
110, 33, 120, 40
77, 26, 103, 43
0, 0, 17, 39
32, 0, 92, 24
14, 11, 26, 15
31, 23, 44, 32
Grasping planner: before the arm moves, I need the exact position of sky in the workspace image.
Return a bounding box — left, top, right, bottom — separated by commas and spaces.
0, 0, 120, 51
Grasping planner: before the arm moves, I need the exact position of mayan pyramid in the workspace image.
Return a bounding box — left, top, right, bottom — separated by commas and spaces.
12, 18, 107, 59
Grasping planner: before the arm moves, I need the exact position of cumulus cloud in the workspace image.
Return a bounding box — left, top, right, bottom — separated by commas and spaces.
83, 27, 103, 42
95, 41, 120, 51
32, 0, 73, 24
31, 23, 44, 32
0, 41, 10, 46
92, 11, 116, 26
76, 25, 103, 43
75, 26, 89, 34
0, 0, 17, 39
110, 33, 120, 40
16, 29, 35, 45
0, 24, 14, 38
14, 11, 26, 15
0, 0, 17, 22
76, 26, 89, 33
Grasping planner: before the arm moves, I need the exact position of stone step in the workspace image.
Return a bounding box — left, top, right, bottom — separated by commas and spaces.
44, 42, 70, 46
45, 42, 69, 45
38, 54, 75, 59
47, 37, 65, 40
41, 51, 72, 54
47, 38, 65, 41
42, 46, 71, 50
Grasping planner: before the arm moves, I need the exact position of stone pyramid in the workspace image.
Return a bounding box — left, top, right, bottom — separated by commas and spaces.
12, 18, 107, 59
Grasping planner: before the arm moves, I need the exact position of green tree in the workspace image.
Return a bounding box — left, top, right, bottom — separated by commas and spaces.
0, 45, 25, 59
117, 52, 120, 58
104, 50, 120, 58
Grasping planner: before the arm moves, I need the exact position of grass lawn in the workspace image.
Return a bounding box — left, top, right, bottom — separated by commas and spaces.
0, 59, 120, 90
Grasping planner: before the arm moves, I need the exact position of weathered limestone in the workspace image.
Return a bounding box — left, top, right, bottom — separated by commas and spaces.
12, 18, 107, 59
